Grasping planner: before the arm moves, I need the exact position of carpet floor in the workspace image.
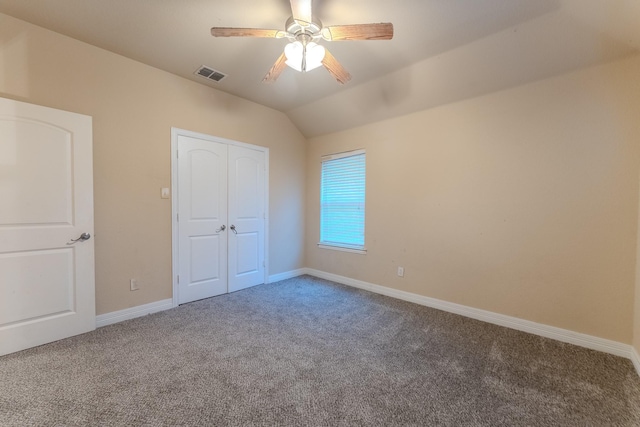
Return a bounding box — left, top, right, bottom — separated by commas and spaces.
1, 275, 639, 426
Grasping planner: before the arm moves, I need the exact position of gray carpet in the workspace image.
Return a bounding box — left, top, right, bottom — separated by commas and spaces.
1, 275, 639, 426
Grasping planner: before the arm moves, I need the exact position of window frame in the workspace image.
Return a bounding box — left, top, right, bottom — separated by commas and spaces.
318, 149, 367, 255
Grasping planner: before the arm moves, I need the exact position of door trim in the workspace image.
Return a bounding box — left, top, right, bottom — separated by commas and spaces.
170, 128, 269, 307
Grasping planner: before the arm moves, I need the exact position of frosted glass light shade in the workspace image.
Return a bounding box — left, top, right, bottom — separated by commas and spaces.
284, 41, 304, 71
284, 41, 326, 72
305, 43, 325, 71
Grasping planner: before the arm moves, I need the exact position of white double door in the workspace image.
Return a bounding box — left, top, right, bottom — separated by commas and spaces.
0, 97, 95, 356
175, 131, 266, 304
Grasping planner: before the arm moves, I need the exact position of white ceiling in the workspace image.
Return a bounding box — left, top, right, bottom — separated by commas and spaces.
0, 0, 638, 137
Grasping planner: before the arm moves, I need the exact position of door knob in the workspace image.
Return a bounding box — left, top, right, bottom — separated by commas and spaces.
216, 225, 226, 233
230, 225, 237, 234
67, 232, 91, 245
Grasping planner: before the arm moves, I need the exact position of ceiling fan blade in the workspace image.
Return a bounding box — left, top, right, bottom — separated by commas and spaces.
321, 49, 351, 85
211, 27, 282, 38
262, 53, 288, 83
290, 0, 313, 25
321, 23, 394, 41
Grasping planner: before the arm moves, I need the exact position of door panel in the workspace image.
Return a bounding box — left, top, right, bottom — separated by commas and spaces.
177, 135, 227, 304
234, 157, 259, 218
0, 119, 72, 225
235, 232, 259, 275
0, 97, 94, 356
189, 151, 222, 219
190, 235, 220, 283
0, 249, 74, 325
228, 145, 265, 292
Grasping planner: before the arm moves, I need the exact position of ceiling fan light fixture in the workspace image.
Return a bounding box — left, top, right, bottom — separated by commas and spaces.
284, 41, 304, 71
306, 43, 325, 71
211, 1, 393, 84
284, 41, 325, 72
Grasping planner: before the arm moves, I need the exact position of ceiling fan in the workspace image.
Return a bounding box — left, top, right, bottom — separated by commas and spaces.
211, 0, 393, 84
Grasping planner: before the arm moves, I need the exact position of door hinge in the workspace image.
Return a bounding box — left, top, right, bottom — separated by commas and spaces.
177, 275, 180, 284
177, 213, 179, 222
176, 150, 179, 159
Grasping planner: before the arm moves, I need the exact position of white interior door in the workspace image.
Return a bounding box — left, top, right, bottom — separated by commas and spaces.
177, 135, 228, 304
0, 97, 94, 356
173, 129, 267, 305
228, 145, 265, 292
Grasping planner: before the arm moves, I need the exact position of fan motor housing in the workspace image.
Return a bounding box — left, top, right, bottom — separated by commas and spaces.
285, 16, 322, 38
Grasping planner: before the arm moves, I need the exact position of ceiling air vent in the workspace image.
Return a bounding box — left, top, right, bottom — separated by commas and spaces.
195, 65, 227, 82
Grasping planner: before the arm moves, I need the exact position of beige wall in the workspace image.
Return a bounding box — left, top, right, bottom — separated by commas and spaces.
306, 55, 640, 344
0, 14, 307, 314
635, 180, 640, 354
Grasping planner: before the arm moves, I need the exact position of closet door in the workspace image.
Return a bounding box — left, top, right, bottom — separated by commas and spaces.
228, 145, 266, 292
177, 135, 228, 304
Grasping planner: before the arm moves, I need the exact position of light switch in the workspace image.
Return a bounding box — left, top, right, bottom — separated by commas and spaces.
161, 187, 170, 199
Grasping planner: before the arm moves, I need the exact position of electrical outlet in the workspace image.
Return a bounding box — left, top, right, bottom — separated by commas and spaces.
397, 267, 404, 277
130, 279, 139, 291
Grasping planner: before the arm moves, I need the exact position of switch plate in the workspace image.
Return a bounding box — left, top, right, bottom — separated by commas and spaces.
161, 187, 170, 199
397, 267, 404, 277
130, 279, 139, 291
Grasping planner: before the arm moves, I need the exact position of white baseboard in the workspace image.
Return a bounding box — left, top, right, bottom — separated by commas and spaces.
96, 298, 173, 328
268, 268, 307, 283
631, 347, 640, 377
304, 268, 635, 362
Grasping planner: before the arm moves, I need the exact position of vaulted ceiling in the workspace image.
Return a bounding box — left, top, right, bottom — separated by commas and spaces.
0, 0, 638, 137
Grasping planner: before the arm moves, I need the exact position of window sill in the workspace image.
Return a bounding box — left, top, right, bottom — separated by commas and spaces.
317, 243, 367, 255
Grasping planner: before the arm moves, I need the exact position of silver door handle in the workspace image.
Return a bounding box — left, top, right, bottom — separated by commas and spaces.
230, 225, 237, 234
216, 225, 226, 233
67, 232, 91, 245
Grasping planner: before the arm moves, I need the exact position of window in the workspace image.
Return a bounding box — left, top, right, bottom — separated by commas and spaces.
319, 149, 366, 253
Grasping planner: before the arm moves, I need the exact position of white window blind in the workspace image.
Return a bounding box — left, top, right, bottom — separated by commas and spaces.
320, 150, 366, 251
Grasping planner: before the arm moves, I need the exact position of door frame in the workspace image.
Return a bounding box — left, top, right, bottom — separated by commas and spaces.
170, 127, 269, 308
